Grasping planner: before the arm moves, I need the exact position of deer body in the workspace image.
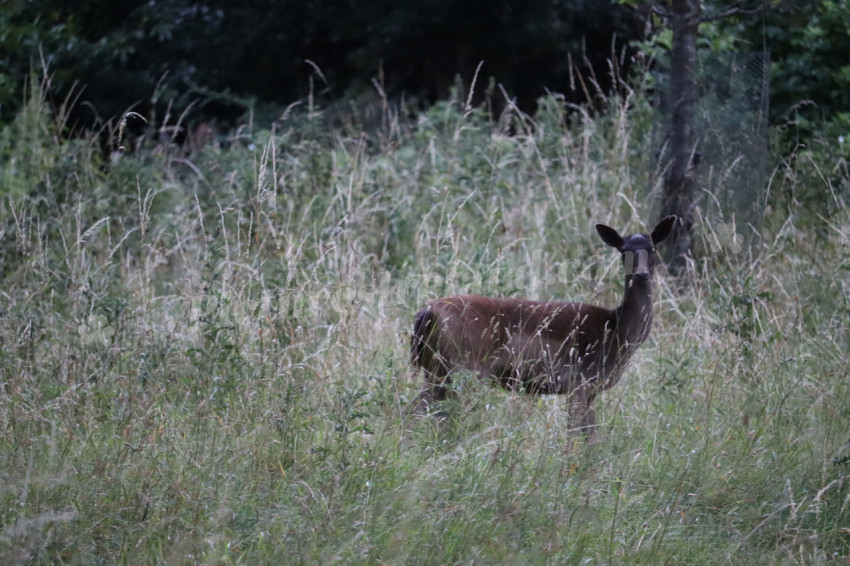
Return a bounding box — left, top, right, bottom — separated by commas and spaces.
410, 217, 676, 437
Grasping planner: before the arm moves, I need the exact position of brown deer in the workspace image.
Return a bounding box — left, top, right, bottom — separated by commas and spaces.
409, 216, 676, 438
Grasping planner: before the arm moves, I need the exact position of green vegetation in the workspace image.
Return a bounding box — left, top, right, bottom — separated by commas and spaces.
0, 0, 640, 126
730, 0, 850, 145
1, 77, 848, 564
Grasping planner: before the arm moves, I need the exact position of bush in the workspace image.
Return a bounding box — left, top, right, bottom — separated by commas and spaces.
0, 0, 643, 131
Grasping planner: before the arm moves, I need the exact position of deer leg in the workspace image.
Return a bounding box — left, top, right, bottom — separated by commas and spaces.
569, 386, 598, 442
579, 404, 598, 442
411, 381, 450, 414
409, 361, 453, 415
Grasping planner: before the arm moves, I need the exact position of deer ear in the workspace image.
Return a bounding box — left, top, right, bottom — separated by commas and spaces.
596, 224, 624, 249
651, 215, 676, 245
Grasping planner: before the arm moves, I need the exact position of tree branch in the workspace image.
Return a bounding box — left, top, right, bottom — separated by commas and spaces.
702, 1, 765, 22
651, 4, 672, 18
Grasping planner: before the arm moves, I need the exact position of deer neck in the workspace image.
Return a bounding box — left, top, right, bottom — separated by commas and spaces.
614, 275, 654, 345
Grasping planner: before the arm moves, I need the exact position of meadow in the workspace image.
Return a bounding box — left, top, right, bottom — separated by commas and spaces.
1, 79, 848, 564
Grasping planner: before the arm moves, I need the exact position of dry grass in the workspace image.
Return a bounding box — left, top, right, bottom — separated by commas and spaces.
1, 79, 848, 564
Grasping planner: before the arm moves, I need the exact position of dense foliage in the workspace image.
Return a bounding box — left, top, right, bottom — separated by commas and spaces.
0, 0, 642, 129
710, 0, 850, 144
4, 1, 847, 153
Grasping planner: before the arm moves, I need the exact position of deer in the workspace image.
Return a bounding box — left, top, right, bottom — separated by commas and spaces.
409, 216, 676, 439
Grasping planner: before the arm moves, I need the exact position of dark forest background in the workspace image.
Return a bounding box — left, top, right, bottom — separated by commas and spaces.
1, 0, 642, 132
1, 0, 848, 146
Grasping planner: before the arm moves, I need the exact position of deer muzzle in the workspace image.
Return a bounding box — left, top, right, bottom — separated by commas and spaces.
624, 249, 651, 277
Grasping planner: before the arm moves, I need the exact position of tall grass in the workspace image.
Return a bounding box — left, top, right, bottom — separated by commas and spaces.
1, 77, 848, 565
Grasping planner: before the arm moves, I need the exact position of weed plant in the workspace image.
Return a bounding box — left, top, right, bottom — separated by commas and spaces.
1, 77, 848, 564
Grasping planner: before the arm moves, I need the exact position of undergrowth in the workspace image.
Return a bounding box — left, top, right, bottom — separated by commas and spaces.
1, 77, 848, 565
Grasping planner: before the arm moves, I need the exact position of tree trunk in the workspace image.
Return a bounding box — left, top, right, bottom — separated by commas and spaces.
660, 0, 701, 275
